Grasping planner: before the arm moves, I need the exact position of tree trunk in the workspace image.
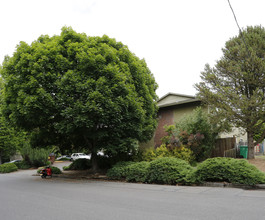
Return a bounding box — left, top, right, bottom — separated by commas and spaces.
0, 151, 2, 165
91, 150, 99, 173
83, 134, 99, 173
247, 131, 255, 159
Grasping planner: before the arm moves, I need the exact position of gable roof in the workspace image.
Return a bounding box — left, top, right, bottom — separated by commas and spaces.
157, 92, 200, 108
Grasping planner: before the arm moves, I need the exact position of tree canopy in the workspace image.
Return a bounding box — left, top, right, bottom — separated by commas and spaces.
195, 26, 265, 159
0, 77, 26, 164
1, 27, 158, 170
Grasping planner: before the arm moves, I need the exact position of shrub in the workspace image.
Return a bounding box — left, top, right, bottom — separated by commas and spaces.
51, 166, 62, 174
0, 163, 18, 173
14, 160, 31, 169
126, 161, 150, 182
161, 107, 217, 162
106, 161, 135, 180
146, 157, 193, 185
21, 143, 50, 167
142, 145, 195, 164
63, 159, 91, 170
194, 157, 265, 185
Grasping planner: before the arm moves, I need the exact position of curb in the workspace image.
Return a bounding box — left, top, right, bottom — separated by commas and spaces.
203, 182, 265, 190
34, 172, 265, 190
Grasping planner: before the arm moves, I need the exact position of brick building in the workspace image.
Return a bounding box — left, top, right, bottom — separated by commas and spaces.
140, 93, 202, 149
154, 93, 202, 147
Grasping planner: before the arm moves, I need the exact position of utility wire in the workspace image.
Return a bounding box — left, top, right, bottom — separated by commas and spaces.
227, 0, 250, 57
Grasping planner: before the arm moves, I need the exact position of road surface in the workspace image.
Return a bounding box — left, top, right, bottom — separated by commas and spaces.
1, 164, 265, 220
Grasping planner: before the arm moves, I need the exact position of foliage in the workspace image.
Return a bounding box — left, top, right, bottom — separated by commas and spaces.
175, 108, 217, 161
51, 166, 62, 174
142, 144, 195, 163
195, 26, 265, 159
146, 157, 193, 185
1, 27, 158, 171
126, 161, 150, 182
20, 143, 49, 167
63, 158, 91, 170
193, 157, 265, 185
106, 157, 265, 186
0, 163, 18, 173
106, 161, 135, 180
14, 160, 31, 169
0, 77, 27, 164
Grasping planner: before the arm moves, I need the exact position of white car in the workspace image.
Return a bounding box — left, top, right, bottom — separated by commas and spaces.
70, 153, 91, 161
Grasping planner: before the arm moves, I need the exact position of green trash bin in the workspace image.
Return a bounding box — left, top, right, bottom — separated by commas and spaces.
240, 146, 248, 158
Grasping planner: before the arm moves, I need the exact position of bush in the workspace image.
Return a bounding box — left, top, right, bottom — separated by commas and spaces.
142, 145, 195, 164
126, 161, 150, 182
0, 163, 18, 173
51, 166, 62, 174
194, 157, 265, 185
106, 161, 135, 180
21, 143, 50, 167
63, 159, 91, 170
14, 160, 31, 169
161, 107, 217, 162
146, 157, 193, 185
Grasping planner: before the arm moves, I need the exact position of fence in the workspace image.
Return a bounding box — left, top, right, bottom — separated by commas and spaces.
211, 136, 236, 158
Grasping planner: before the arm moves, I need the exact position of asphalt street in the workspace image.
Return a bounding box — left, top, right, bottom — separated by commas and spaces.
1, 164, 265, 220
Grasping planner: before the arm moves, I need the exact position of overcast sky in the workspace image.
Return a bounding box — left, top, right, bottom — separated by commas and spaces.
0, 0, 264, 98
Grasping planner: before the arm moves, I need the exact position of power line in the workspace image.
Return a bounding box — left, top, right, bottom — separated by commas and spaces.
227, 0, 250, 56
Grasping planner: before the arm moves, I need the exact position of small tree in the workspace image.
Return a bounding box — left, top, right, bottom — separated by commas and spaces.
162, 108, 217, 161
195, 26, 265, 159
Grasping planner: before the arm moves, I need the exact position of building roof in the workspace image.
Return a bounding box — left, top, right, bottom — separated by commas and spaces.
157, 92, 200, 108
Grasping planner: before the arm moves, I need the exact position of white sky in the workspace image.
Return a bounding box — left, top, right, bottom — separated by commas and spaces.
0, 0, 264, 98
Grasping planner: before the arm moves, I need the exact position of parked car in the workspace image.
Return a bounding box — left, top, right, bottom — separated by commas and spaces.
70, 153, 91, 161
56, 155, 71, 160
4, 160, 22, 164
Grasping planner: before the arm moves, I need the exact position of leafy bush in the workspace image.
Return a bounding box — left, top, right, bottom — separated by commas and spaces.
146, 157, 193, 185
142, 145, 195, 163
0, 163, 18, 173
63, 159, 91, 170
161, 108, 217, 162
14, 160, 31, 169
51, 166, 62, 174
126, 161, 150, 182
21, 143, 50, 167
193, 157, 265, 185
106, 161, 135, 180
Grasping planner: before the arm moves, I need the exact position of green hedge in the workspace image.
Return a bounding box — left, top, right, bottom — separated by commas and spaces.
106, 161, 134, 180
107, 157, 265, 186
126, 161, 150, 182
51, 166, 62, 174
107, 158, 193, 185
193, 157, 265, 185
14, 161, 31, 169
147, 157, 193, 185
63, 159, 91, 171
0, 163, 18, 173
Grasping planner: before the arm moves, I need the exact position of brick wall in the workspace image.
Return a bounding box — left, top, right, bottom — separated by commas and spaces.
154, 106, 174, 147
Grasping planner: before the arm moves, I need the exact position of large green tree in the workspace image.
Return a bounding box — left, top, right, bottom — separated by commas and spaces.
195, 26, 265, 159
0, 77, 26, 164
1, 27, 158, 170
